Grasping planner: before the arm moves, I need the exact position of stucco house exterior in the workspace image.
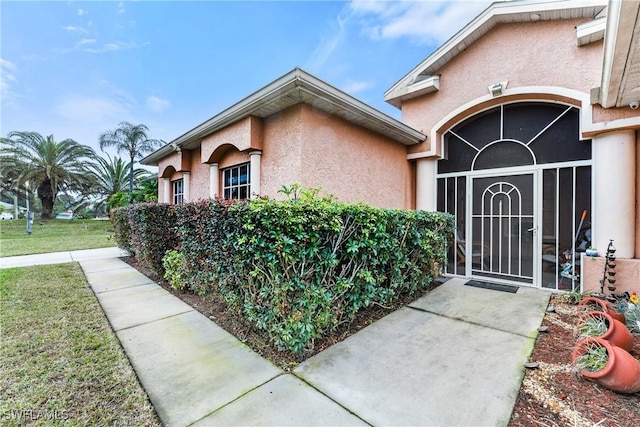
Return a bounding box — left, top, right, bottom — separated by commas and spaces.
142, 0, 640, 295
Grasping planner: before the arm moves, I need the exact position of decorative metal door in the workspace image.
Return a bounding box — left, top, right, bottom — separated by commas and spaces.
470, 173, 536, 284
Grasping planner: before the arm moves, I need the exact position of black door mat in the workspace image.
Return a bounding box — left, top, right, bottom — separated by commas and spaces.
464, 280, 518, 293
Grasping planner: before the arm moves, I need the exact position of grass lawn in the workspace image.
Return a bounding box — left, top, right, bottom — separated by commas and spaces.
0, 219, 116, 257
0, 264, 160, 426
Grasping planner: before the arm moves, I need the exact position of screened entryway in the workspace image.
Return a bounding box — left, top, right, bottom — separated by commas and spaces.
437, 102, 592, 290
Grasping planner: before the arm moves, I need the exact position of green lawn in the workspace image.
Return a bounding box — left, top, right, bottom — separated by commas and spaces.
0, 219, 116, 257
0, 264, 160, 426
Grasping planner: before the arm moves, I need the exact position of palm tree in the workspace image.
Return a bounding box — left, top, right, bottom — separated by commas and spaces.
0, 132, 96, 219
87, 154, 149, 211
98, 122, 161, 196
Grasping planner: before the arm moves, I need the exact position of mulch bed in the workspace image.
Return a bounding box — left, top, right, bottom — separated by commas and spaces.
123, 257, 640, 425
509, 295, 640, 427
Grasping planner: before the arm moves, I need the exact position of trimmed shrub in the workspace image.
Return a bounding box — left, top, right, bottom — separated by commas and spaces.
111, 203, 178, 276
113, 195, 453, 356
110, 207, 134, 255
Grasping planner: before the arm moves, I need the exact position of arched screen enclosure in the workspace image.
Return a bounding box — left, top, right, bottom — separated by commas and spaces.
437, 102, 591, 290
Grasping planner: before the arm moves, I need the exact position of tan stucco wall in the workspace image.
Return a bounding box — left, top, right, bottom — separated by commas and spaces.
188, 148, 209, 201
260, 105, 304, 198
582, 256, 640, 295
218, 150, 250, 170
198, 104, 413, 209
159, 152, 183, 178
201, 116, 263, 163
402, 19, 603, 155
298, 104, 412, 209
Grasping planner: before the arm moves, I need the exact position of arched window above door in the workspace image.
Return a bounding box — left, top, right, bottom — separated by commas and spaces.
439, 103, 591, 174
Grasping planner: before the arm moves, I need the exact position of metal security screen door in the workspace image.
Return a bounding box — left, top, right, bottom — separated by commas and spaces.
471, 173, 535, 284
437, 102, 592, 289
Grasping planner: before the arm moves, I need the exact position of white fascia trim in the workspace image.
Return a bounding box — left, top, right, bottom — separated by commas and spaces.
386, 0, 607, 104
599, 0, 639, 108
406, 75, 441, 97
407, 86, 591, 160
298, 72, 426, 144
142, 68, 425, 165
576, 16, 606, 46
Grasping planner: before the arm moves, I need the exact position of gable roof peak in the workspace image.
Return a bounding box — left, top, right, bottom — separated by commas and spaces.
385, 0, 608, 107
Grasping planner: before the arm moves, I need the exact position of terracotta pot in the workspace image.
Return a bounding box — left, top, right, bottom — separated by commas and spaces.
577, 311, 634, 351
571, 337, 640, 394
578, 296, 625, 323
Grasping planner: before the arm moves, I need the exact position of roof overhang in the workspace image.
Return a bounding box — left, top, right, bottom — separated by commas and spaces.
598, 0, 640, 108
142, 68, 426, 166
384, 0, 608, 108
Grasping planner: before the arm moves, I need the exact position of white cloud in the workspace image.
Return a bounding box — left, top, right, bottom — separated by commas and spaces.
145, 96, 170, 113
77, 8, 87, 16
1, 58, 20, 109
342, 80, 371, 94
55, 95, 129, 122
306, 12, 349, 72
349, 0, 492, 45
62, 25, 88, 34
78, 38, 97, 45
118, 2, 126, 14
83, 41, 149, 53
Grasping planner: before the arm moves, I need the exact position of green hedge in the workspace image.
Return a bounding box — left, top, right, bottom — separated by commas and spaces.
112, 203, 178, 277
112, 196, 453, 356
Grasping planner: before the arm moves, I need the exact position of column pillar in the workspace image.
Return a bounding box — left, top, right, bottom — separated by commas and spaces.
209, 163, 219, 199
249, 151, 262, 198
183, 172, 191, 203
592, 130, 635, 257
415, 158, 436, 211
163, 178, 170, 204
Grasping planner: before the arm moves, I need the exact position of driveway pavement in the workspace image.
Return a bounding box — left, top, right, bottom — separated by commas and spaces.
2, 248, 550, 426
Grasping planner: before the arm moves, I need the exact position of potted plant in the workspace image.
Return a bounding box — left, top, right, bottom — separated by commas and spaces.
579, 296, 625, 323
572, 337, 640, 394
577, 311, 634, 351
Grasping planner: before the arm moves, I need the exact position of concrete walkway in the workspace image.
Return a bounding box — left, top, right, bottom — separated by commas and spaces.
2, 248, 551, 426
0, 246, 128, 269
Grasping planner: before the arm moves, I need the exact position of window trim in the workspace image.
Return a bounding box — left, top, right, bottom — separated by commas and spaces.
222, 162, 251, 200
173, 178, 184, 205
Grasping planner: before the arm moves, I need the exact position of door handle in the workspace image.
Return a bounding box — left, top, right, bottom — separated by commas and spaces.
527, 226, 537, 233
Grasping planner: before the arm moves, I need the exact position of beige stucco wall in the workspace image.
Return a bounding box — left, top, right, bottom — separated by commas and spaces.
401, 19, 603, 155
189, 148, 209, 201
201, 116, 263, 163
259, 105, 304, 198
582, 255, 639, 296
198, 104, 413, 209
298, 104, 412, 209
159, 152, 185, 178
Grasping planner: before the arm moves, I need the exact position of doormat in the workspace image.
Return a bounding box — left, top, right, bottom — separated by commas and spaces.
464, 280, 518, 293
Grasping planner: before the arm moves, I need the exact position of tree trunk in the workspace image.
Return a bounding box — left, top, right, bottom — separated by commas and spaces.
37, 179, 55, 219
129, 155, 135, 202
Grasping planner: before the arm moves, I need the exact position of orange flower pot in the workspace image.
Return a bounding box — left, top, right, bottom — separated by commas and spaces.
572, 337, 640, 394
577, 311, 634, 351
579, 296, 625, 323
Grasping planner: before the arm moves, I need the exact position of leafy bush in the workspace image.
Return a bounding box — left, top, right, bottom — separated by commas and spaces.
110, 207, 134, 255
113, 193, 453, 356
111, 203, 177, 276
162, 250, 188, 291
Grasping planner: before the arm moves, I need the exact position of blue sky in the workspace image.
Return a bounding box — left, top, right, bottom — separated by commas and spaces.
1, 0, 492, 156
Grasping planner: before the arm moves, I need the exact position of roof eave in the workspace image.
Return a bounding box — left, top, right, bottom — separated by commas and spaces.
142, 68, 425, 166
